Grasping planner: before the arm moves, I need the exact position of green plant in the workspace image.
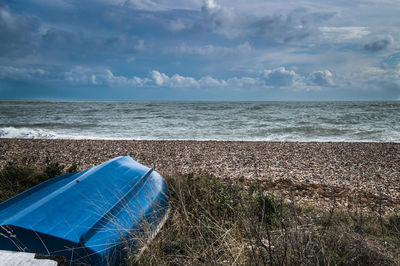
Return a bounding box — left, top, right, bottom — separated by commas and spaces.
0, 161, 68, 202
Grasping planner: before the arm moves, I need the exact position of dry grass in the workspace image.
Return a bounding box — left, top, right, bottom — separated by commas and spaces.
135, 173, 400, 265
0, 162, 399, 265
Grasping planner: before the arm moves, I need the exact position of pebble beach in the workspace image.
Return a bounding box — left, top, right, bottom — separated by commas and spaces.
1, 139, 399, 213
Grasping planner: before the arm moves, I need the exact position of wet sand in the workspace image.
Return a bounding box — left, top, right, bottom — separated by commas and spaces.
1, 139, 399, 213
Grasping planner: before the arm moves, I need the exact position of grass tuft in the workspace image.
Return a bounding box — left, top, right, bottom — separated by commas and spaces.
136, 173, 400, 265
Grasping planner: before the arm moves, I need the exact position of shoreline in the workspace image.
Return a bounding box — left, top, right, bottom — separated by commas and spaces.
1, 138, 399, 213
2, 137, 400, 143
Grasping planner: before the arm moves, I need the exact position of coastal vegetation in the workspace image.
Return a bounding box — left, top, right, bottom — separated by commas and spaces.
0, 161, 399, 265
0, 161, 76, 202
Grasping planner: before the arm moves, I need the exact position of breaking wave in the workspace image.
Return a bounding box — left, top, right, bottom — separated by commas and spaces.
0, 127, 59, 139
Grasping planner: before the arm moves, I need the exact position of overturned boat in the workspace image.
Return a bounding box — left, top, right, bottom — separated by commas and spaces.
0, 156, 169, 265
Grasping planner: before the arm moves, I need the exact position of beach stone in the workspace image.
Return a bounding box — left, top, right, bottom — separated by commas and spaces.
0, 139, 399, 213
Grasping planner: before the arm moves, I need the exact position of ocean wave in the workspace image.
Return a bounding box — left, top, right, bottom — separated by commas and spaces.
0, 127, 59, 139
0, 127, 123, 140
1, 101, 399, 142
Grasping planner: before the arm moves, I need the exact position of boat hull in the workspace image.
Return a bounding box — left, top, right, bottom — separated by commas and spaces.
0, 156, 168, 265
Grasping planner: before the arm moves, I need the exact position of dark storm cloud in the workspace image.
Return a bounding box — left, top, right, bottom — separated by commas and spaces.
42, 28, 81, 45
38, 27, 148, 65
0, 4, 40, 56
364, 36, 393, 52
199, 0, 335, 42
248, 9, 335, 42
0, 2, 150, 64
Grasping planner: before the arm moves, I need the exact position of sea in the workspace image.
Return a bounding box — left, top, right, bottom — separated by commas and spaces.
0, 101, 399, 142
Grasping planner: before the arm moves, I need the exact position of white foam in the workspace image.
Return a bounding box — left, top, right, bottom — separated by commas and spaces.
0, 127, 58, 139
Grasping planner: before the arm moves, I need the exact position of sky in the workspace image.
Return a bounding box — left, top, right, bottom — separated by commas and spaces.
0, 0, 400, 101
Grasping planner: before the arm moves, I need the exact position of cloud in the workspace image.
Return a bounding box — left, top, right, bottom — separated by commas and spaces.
104, 37, 148, 53
383, 52, 400, 68
64, 67, 104, 85
100, 0, 200, 11
169, 0, 334, 42
201, 0, 239, 37
0, 4, 149, 64
120, 0, 165, 11
226, 77, 259, 88
199, 75, 223, 86
0, 65, 48, 81
364, 36, 393, 52
260, 67, 336, 89
308, 70, 334, 86
202, 67, 335, 90
102, 70, 211, 88
197, 0, 334, 42
167, 19, 188, 32
262, 67, 305, 87
42, 28, 83, 47
35, 0, 73, 8
149, 70, 200, 88
64, 67, 149, 87
340, 66, 400, 98
147, 70, 261, 88
5, 63, 399, 99
0, 65, 261, 89
0, 4, 40, 55
103, 69, 146, 87
0, 65, 337, 92
150, 70, 168, 86
362, 67, 400, 89
41, 28, 148, 55
319, 27, 370, 42
168, 42, 252, 56
168, 73, 200, 88
95, 70, 200, 88
249, 9, 335, 43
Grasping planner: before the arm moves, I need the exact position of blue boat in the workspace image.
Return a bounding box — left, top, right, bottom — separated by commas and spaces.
0, 156, 169, 265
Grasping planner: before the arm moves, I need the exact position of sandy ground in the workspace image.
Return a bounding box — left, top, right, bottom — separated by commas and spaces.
1, 139, 399, 213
